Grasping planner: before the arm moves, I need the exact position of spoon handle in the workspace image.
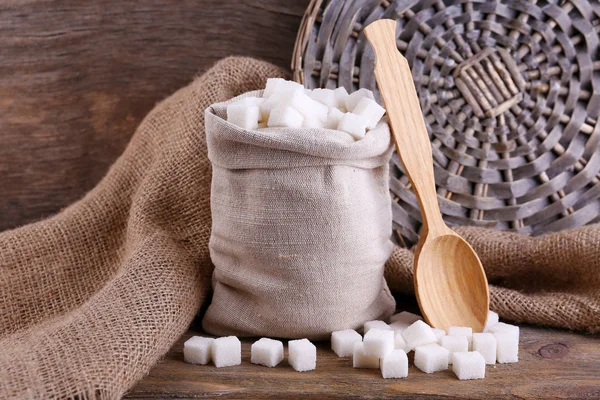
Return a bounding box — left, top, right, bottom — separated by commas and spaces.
364, 20, 446, 236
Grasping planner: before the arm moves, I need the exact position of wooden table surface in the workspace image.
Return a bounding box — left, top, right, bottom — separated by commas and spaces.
126, 323, 600, 399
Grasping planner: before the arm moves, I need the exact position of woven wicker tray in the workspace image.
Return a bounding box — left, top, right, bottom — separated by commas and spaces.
293, 0, 600, 246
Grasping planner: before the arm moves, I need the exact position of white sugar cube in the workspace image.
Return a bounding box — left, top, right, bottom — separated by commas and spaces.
472, 333, 497, 364
309, 88, 337, 108
389, 311, 422, 325
334, 87, 349, 111
280, 91, 328, 122
394, 331, 410, 352
363, 328, 394, 358
331, 329, 362, 357
452, 351, 486, 380
227, 104, 260, 130
381, 349, 408, 379
414, 343, 449, 373
259, 87, 304, 121
263, 78, 303, 98
484, 310, 499, 332
337, 112, 368, 140
364, 320, 391, 334
494, 331, 519, 363
432, 328, 446, 342
402, 320, 438, 351
211, 336, 241, 368
345, 88, 375, 112
183, 336, 214, 365
251, 338, 284, 367
325, 107, 344, 129
268, 106, 304, 128
488, 322, 519, 341
352, 97, 386, 129
302, 116, 325, 128
288, 338, 316, 372
389, 320, 410, 333
448, 326, 473, 350
440, 335, 469, 364
352, 342, 379, 369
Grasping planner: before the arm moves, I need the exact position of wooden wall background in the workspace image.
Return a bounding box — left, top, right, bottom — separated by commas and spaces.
0, 0, 308, 231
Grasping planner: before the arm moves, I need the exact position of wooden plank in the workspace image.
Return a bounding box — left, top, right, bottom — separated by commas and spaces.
0, 0, 308, 231
126, 325, 600, 399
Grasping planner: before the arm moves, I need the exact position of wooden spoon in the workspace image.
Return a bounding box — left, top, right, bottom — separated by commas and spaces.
364, 19, 490, 332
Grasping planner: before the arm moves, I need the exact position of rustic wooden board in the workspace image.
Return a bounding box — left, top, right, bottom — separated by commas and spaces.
126, 324, 600, 399
0, 0, 308, 231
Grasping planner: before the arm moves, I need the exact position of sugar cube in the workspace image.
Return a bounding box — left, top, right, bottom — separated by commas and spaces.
345, 88, 375, 112
325, 107, 344, 129
251, 338, 284, 367
488, 322, 519, 341
484, 310, 500, 332
402, 320, 438, 351
183, 336, 214, 365
227, 104, 260, 130
432, 328, 446, 342
389, 311, 422, 325
334, 86, 349, 111
288, 338, 316, 372
352, 342, 379, 369
494, 331, 519, 363
331, 329, 362, 357
337, 112, 368, 140
268, 106, 304, 128
472, 333, 497, 364
211, 336, 241, 368
452, 351, 486, 380
394, 331, 410, 352
381, 349, 408, 379
309, 88, 337, 108
448, 326, 473, 350
363, 328, 394, 358
389, 320, 410, 333
440, 335, 469, 364
414, 343, 449, 373
364, 320, 391, 334
284, 91, 328, 122
263, 78, 303, 98
302, 116, 325, 129
352, 97, 386, 129
259, 88, 304, 121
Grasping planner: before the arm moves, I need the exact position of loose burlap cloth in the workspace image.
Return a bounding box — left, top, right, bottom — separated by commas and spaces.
0, 57, 598, 399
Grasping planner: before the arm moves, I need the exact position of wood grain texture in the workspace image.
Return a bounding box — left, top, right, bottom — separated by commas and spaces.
125, 325, 600, 399
0, 0, 308, 231
365, 20, 489, 333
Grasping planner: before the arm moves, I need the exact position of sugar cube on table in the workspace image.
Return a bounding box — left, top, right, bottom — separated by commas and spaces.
402, 320, 438, 351
227, 104, 260, 130
331, 329, 362, 357
488, 322, 520, 341
334, 87, 349, 111
363, 328, 394, 358
309, 88, 337, 108
263, 78, 304, 98
288, 338, 316, 372
472, 333, 497, 364
251, 338, 284, 367
352, 342, 380, 369
414, 343, 449, 373
484, 310, 500, 332
448, 326, 473, 350
381, 349, 409, 379
325, 108, 344, 129
432, 328, 446, 342
394, 331, 410, 352
389, 311, 422, 325
440, 335, 469, 364
452, 351, 486, 380
494, 331, 519, 363
352, 97, 386, 129
345, 88, 375, 112
337, 112, 369, 140
183, 336, 214, 365
364, 320, 391, 334
268, 106, 304, 128
211, 336, 241, 368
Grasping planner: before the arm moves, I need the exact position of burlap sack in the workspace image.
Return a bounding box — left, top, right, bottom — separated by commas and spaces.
0, 56, 598, 399
201, 92, 396, 339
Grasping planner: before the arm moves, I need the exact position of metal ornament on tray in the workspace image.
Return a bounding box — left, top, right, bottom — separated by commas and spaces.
293, 0, 600, 246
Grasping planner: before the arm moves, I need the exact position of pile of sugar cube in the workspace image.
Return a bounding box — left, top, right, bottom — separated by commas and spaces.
333, 310, 519, 380
226, 78, 386, 140
184, 335, 317, 372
